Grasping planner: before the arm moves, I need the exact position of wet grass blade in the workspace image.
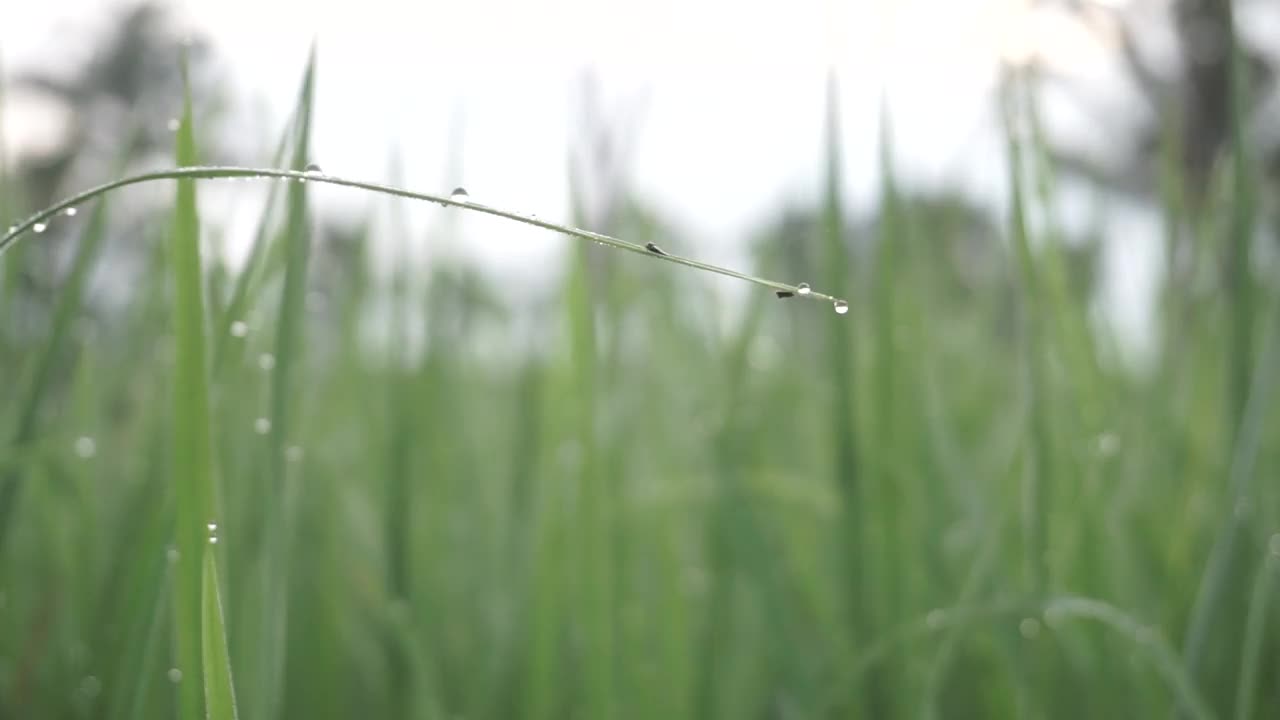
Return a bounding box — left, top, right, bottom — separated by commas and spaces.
0, 166, 844, 308
0, 186, 111, 551
170, 58, 218, 720
202, 541, 240, 720
256, 48, 316, 720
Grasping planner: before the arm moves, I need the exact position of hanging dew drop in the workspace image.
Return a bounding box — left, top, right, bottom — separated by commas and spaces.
209, 536, 219, 545
64, 207, 78, 217
833, 299, 850, 315
796, 283, 812, 295
206, 522, 217, 532
33, 222, 48, 233
229, 320, 249, 338
450, 187, 470, 203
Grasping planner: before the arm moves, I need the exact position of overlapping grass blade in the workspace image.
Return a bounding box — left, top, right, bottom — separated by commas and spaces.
170, 57, 218, 720
255, 48, 316, 720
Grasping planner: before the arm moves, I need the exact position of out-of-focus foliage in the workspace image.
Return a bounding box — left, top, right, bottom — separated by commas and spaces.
0, 2, 1278, 719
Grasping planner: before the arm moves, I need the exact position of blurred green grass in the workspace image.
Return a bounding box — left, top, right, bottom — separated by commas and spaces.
1, 52, 1278, 720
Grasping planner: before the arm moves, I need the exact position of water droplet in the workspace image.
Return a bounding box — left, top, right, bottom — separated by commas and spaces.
209, 536, 219, 545
1093, 432, 1121, 458
304, 163, 323, 175
33, 222, 47, 234
258, 353, 276, 371
450, 187, 470, 203
285, 445, 304, 463
1019, 617, 1041, 639
1269, 533, 1280, 558
255, 417, 272, 435
833, 299, 850, 315
167, 668, 183, 683
6, 225, 16, 234
79, 675, 102, 698
796, 283, 812, 295
229, 320, 249, 338
925, 609, 946, 630
73, 436, 97, 459
64, 207, 78, 217
206, 522, 217, 532
166, 118, 181, 132
166, 546, 179, 563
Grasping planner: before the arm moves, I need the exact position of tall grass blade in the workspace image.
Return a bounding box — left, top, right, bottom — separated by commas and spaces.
256, 48, 316, 720
170, 56, 218, 720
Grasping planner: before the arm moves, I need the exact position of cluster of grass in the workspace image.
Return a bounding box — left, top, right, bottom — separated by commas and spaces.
1, 49, 1278, 720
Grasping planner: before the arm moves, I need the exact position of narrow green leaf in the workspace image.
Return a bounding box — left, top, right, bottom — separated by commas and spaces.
256, 48, 316, 720
171, 56, 217, 720
202, 542, 240, 720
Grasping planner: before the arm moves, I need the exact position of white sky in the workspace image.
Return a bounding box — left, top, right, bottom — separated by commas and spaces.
4, 0, 1175, 355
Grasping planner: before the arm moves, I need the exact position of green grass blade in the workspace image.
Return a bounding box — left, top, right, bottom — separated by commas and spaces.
202, 541, 240, 720
0, 167, 845, 308
1234, 550, 1277, 720
564, 180, 615, 719
256, 48, 316, 720
0, 188, 111, 551
820, 76, 869, 715
171, 57, 217, 720
1001, 77, 1053, 599
211, 119, 293, 375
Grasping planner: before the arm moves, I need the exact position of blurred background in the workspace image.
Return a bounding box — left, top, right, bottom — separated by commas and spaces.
2, 0, 1280, 717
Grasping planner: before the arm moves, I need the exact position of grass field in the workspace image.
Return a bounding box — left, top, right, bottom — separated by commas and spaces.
0, 50, 1278, 719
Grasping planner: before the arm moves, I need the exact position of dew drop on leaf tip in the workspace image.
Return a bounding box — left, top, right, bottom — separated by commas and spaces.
833, 299, 850, 315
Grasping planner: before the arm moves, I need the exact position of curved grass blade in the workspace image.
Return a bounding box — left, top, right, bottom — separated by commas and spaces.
0, 168, 846, 309
1042, 597, 1216, 720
